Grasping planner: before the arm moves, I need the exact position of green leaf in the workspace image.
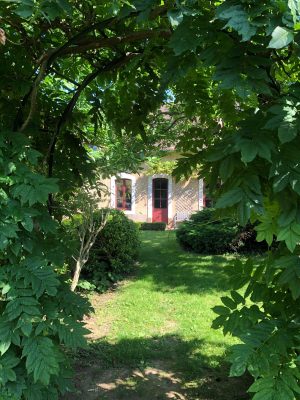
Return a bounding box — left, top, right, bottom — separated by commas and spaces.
288, 0, 300, 24
275, 255, 300, 298
217, 4, 257, 41
2, 284, 11, 295
228, 343, 253, 377
231, 290, 245, 305
281, 371, 300, 394
57, 318, 89, 349
278, 208, 297, 227
212, 305, 231, 316
219, 157, 236, 181
257, 141, 272, 162
21, 215, 33, 232
16, 314, 33, 337
277, 223, 300, 252
0, 340, 11, 356
211, 314, 228, 329
169, 16, 204, 55
237, 201, 251, 226
278, 122, 297, 144
248, 377, 274, 393
240, 140, 258, 163
221, 296, 237, 310
21, 260, 59, 297
56, 0, 73, 14
0, 352, 19, 384
252, 390, 274, 400
42, 3, 63, 20
268, 26, 294, 49
15, 4, 34, 18
255, 201, 279, 245
167, 9, 183, 27
216, 188, 244, 208
22, 337, 59, 385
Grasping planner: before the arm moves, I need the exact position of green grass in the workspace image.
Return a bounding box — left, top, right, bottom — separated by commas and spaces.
72, 231, 250, 399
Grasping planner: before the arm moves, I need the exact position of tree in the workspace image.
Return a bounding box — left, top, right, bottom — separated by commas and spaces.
0, 132, 91, 398
165, 2, 300, 399
0, 2, 173, 398
1, 0, 300, 398
66, 186, 109, 292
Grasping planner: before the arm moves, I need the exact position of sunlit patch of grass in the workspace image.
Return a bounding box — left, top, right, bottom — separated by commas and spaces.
73, 231, 249, 400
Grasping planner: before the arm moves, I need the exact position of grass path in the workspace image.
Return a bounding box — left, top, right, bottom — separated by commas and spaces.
68, 231, 250, 400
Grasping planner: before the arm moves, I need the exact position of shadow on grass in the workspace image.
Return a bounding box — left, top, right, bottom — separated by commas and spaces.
66, 335, 250, 400
138, 232, 235, 295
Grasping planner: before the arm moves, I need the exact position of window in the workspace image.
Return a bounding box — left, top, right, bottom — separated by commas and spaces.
116, 178, 132, 210
204, 182, 215, 208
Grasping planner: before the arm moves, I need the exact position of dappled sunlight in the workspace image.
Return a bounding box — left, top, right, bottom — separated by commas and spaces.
65, 232, 250, 400
65, 361, 187, 399
137, 232, 236, 294
67, 335, 250, 400
139, 259, 232, 295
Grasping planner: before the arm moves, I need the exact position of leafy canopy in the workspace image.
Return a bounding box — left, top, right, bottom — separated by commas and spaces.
2, 0, 300, 399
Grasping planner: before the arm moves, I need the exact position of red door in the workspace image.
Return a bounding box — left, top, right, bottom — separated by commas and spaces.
153, 178, 168, 223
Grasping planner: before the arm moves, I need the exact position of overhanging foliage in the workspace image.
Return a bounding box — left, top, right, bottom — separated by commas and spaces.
1, 0, 300, 398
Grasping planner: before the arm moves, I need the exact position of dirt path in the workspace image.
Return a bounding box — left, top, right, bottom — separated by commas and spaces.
68, 291, 190, 399
65, 290, 250, 400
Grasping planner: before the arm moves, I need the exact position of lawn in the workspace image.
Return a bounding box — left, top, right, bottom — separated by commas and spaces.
67, 231, 250, 400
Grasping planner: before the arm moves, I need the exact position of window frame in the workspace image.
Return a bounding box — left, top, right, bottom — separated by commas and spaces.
116, 178, 132, 211
111, 173, 136, 215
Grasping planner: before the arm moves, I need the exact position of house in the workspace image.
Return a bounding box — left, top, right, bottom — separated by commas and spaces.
99, 151, 206, 226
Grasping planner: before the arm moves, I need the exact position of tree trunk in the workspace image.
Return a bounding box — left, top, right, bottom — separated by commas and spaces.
71, 259, 82, 291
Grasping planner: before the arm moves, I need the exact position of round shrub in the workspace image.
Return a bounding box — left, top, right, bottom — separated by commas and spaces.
176, 209, 272, 255
176, 209, 239, 254
83, 209, 140, 289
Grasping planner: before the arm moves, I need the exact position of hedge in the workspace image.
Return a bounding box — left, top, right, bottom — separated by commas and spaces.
140, 222, 167, 231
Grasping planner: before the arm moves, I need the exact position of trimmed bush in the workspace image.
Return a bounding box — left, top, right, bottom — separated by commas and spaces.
176, 209, 271, 255
140, 222, 167, 231
63, 209, 140, 292
83, 209, 140, 291
176, 209, 238, 254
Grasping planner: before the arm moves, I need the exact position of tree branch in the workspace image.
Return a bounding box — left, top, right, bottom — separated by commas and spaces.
46, 52, 139, 212
164, 116, 187, 132
57, 29, 171, 57
49, 67, 80, 86
19, 58, 49, 132
15, 3, 170, 133
46, 4, 168, 66
19, 27, 170, 132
